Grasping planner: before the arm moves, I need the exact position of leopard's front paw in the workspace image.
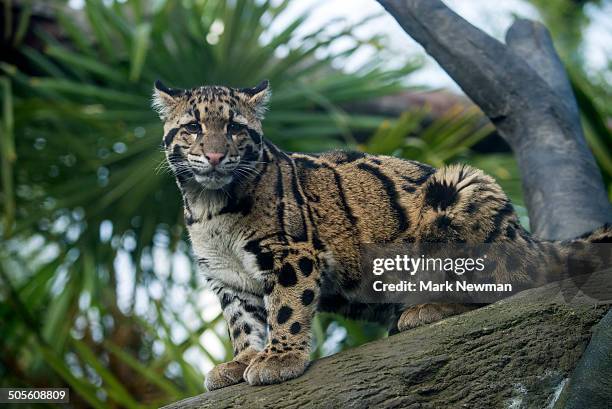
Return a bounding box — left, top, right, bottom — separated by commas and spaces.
205, 348, 258, 391
243, 350, 309, 385
205, 360, 247, 390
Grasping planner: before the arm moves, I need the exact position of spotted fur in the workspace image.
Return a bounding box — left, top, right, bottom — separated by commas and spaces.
152, 80, 612, 389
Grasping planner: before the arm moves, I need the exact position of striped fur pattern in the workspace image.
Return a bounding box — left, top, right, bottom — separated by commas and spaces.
152, 80, 612, 389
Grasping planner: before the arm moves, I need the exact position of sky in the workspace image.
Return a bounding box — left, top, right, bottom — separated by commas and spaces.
276, 0, 612, 89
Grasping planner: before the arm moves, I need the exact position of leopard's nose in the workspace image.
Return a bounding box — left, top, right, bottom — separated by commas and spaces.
205, 152, 225, 166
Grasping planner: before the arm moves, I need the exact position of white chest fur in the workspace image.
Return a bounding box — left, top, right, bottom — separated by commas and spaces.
188, 214, 264, 295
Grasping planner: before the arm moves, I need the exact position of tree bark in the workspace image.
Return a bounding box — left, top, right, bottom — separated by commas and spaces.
164, 276, 611, 409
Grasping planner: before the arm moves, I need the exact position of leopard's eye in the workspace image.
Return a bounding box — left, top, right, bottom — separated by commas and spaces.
227, 122, 245, 135
184, 122, 201, 134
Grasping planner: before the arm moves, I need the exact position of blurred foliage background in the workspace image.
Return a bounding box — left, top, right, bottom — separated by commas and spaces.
0, 0, 610, 407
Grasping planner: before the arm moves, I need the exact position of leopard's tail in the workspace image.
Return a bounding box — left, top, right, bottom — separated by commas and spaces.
414, 163, 612, 286
572, 223, 612, 244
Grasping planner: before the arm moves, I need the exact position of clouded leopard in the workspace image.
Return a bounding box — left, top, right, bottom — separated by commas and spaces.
152, 80, 612, 390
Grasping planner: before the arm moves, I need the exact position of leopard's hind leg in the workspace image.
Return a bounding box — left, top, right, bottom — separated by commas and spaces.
396, 164, 524, 331
395, 303, 479, 332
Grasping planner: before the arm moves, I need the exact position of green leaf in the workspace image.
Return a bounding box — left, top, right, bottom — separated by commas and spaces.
38, 344, 107, 409
0, 77, 16, 235
72, 338, 143, 409
129, 23, 152, 82
104, 340, 183, 398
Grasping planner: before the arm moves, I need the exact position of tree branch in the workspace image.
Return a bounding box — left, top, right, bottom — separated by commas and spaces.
163, 277, 610, 409
505, 19, 581, 123
377, 0, 612, 240
559, 308, 612, 409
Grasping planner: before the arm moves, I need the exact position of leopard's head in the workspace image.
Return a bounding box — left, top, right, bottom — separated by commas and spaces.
153, 80, 270, 190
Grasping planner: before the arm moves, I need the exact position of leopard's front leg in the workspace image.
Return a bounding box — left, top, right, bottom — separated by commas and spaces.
205, 284, 267, 390
244, 246, 319, 385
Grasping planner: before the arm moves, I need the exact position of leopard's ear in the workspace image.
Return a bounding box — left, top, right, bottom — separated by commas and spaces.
152, 80, 184, 120
239, 80, 271, 119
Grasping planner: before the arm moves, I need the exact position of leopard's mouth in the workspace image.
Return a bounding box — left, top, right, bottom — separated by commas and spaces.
193, 172, 233, 189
